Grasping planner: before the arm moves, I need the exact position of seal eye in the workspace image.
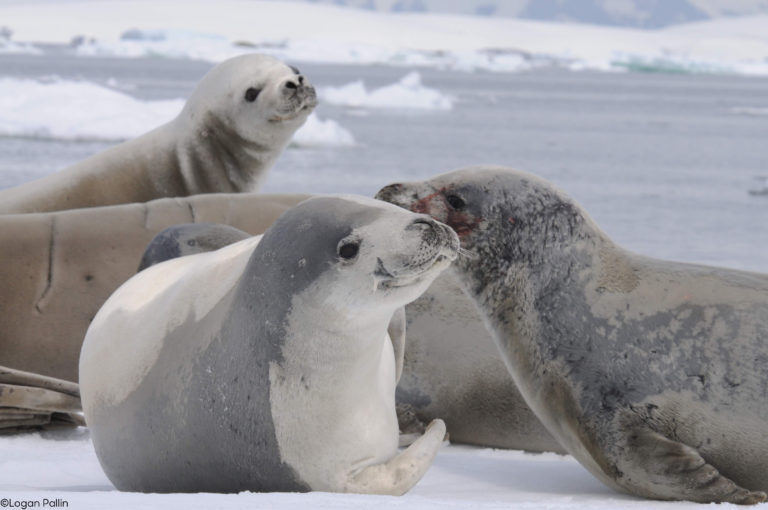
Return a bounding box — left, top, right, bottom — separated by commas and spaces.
339, 242, 359, 260
446, 194, 466, 210
244, 87, 261, 102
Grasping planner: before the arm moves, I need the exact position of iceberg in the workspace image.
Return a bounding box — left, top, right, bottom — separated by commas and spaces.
319, 72, 455, 111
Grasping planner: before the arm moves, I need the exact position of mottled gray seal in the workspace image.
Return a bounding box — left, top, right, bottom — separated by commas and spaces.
0, 54, 316, 214
378, 166, 768, 504
80, 196, 458, 493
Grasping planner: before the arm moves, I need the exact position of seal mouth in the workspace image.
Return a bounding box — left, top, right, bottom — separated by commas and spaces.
374, 232, 458, 291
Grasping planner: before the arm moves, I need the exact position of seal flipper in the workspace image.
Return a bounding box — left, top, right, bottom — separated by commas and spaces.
344, 418, 445, 495
623, 429, 766, 505
387, 307, 406, 383
0, 365, 85, 432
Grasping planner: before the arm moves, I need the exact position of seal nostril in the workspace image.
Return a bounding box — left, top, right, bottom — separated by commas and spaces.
285, 81, 298, 90
298, 76, 304, 85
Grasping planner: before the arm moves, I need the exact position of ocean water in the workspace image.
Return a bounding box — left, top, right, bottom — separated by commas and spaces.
0, 52, 766, 272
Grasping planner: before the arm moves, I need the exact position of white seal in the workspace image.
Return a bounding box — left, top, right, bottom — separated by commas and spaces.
0, 54, 316, 214
80, 195, 458, 494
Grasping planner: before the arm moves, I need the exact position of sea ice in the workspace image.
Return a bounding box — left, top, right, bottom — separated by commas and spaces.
319, 72, 455, 111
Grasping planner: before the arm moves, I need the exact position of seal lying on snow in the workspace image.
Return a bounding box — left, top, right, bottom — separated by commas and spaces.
378, 166, 768, 504
0, 54, 316, 214
137, 221, 562, 452
80, 196, 457, 493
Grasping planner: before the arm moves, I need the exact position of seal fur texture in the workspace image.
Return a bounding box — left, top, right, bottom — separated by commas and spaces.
396, 273, 564, 452
0, 54, 316, 214
378, 166, 768, 504
79, 195, 458, 493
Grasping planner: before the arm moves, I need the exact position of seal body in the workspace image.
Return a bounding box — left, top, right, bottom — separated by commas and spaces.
0, 192, 309, 383
397, 273, 563, 452
80, 196, 457, 493
0, 54, 316, 214
137, 221, 563, 453
378, 167, 768, 504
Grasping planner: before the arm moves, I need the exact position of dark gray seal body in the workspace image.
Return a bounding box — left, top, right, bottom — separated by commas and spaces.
0, 54, 316, 214
378, 166, 768, 504
80, 195, 458, 494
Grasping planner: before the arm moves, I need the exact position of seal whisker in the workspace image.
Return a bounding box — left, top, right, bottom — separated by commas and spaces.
458, 247, 478, 260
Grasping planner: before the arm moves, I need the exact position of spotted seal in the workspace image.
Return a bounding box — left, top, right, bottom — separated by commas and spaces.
378, 166, 768, 504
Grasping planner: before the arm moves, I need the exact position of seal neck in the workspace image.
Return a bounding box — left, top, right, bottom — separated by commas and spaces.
174, 112, 282, 195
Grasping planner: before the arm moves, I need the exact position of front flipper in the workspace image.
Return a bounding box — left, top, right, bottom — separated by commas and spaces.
344, 418, 445, 495
387, 307, 406, 383
624, 429, 766, 505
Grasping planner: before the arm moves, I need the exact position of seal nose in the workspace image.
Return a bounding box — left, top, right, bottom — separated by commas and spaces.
282, 75, 307, 93
375, 183, 404, 203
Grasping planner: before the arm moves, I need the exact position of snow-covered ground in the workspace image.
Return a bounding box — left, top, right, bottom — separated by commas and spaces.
0, 429, 731, 510
1, 0, 768, 75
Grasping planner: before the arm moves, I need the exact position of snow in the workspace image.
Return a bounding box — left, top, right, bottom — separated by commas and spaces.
0, 0, 767, 75
0, 428, 731, 509
0, 77, 184, 141
319, 72, 455, 111
0, 77, 353, 147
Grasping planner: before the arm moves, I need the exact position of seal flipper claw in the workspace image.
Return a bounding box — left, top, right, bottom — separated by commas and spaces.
624, 429, 767, 505
345, 418, 446, 495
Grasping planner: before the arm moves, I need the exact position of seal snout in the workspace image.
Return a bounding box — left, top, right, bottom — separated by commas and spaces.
408, 216, 460, 264
375, 183, 405, 205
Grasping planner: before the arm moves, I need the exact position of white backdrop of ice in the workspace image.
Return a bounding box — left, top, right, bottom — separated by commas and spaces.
0, 78, 184, 141
2, 0, 768, 75
0, 429, 718, 510
0, 78, 352, 147
319, 72, 455, 111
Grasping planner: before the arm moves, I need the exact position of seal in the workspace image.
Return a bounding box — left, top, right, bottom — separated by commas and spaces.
138, 222, 409, 387
0, 192, 308, 386
137, 223, 251, 271
0, 54, 316, 214
136, 222, 562, 452
377, 166, 768, 504
79, 195, 458, 493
